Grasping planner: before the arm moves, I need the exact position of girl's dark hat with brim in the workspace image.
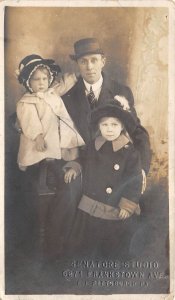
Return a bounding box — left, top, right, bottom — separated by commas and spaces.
17, 54, 61, 84
70, 38, 104, 61
91, 100, 137, 135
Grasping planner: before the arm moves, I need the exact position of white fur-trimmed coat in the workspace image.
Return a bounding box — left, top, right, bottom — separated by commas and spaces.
16, 80, 85, 168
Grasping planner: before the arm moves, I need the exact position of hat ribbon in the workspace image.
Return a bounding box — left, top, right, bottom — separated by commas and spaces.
19, 58, 43, 72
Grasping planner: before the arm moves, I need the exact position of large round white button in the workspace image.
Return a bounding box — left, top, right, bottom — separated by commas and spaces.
106, 187, 112, 194
114, 164, 120, 170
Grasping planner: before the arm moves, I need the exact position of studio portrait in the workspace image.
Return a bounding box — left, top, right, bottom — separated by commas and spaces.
3, 3, 171, 296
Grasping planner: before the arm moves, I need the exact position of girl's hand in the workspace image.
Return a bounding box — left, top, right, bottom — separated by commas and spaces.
35, 134, 47, 152
118, 208, 130, 220
64, 168, 77, 184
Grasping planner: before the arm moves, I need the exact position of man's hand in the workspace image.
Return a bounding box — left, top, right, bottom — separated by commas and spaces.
118, 208, 130, 220
141, 169, 147, 194
35, 134, 47, 152
64, 168, 77, 184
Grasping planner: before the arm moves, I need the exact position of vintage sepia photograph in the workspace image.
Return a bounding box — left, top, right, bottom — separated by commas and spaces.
1, 0, 175, 298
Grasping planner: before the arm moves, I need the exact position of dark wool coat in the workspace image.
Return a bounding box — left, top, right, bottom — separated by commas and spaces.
65, 134, 143, 258
62, 73, 151, 174
78, 134, 143, 220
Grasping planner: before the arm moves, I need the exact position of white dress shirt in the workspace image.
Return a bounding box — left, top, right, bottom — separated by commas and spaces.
83, 76, 103, 100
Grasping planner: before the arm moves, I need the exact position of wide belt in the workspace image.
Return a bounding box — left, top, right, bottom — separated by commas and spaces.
78, 195, 121, 220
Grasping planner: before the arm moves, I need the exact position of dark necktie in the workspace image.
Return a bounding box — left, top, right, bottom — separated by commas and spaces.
87, 86, 97, 109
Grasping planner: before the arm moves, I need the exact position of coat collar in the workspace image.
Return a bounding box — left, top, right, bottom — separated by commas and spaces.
77, 72, 112, 92
75, 73, 114, 106
18, 88, 54, 104
95, 133, 130, 152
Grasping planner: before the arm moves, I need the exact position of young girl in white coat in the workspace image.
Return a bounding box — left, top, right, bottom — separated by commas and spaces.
16, 54, 84, 256
16, 54, 84, 176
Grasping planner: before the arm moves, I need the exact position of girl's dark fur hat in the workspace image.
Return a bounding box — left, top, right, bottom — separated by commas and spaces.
91, 100, 137, 135
17, 54, 61, 88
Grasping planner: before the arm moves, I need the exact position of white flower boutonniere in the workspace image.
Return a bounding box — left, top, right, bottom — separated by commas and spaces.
114, 95, 131, 112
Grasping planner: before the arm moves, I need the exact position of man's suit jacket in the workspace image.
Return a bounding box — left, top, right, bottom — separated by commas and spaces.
62, 73, 151, 174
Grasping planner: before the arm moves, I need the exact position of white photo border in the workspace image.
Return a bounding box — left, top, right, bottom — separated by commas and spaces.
0, 0, 174, 299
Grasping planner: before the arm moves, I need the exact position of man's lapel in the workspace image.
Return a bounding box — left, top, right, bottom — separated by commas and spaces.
98, 73, 114, 105
76, 77, 90, 112
65, 77, 91, 142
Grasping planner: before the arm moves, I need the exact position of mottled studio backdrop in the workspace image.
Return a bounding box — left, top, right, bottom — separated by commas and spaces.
4, 6, 169, 295
5, 7, 168, 182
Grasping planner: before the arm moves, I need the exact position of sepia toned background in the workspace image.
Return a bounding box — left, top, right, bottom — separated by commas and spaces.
5, 6, 168, 182
4, 6, 170, 294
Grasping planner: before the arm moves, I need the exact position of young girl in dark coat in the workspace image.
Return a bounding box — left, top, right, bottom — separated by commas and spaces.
65, 100, 143, 259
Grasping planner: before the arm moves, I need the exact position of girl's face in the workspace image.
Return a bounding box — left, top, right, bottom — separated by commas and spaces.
29, 68, 49, 93
99, 117, 123, 141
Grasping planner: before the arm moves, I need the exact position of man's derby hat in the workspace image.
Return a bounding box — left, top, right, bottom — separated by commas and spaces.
70, 38, 104, 60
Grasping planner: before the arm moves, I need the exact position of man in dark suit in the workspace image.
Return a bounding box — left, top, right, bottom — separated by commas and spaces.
10, 38, 151, 260
62, 38, 151, 181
